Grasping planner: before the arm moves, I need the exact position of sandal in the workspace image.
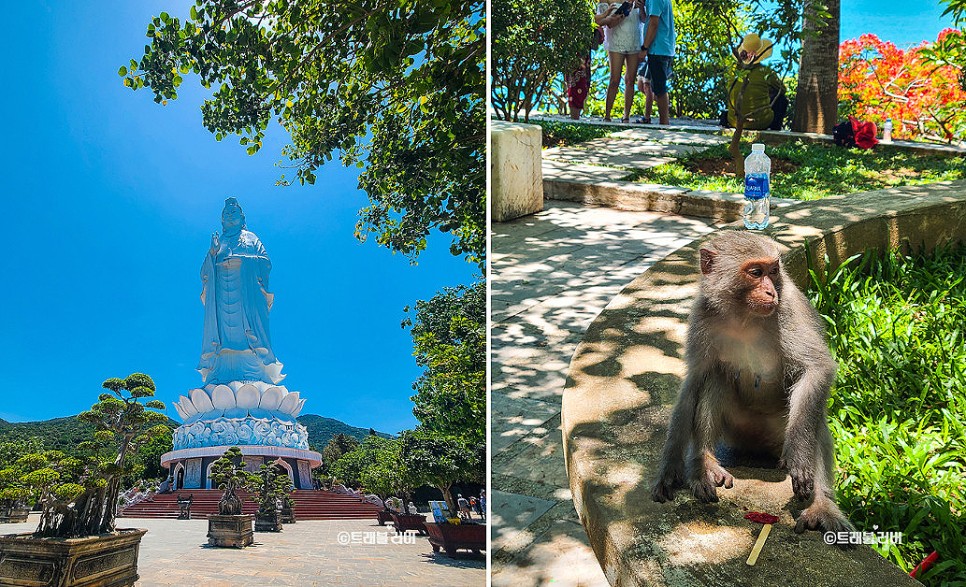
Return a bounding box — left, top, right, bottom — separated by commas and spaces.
621, 117, 630, 123
603, 117, 613, 122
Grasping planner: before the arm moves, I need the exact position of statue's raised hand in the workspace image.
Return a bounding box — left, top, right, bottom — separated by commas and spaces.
209, 232, 220, 255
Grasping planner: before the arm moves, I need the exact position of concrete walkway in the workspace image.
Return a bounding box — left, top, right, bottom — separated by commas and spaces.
491, 201, 716, 586
1, 514, 484, 586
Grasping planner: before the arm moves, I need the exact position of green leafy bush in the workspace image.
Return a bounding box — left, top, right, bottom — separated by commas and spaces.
492, 0, 594, 121
809, 245, 966, 584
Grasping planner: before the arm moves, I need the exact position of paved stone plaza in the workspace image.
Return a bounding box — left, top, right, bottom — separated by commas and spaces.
491, 200, 716, 586
2, 514, 484, 586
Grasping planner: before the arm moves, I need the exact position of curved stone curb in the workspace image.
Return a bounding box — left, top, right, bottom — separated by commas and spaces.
561, 179, 966, 586
543, 165, 798, 223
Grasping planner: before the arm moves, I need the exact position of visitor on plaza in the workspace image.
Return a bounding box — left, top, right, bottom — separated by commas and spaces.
596, 0, 647, 122
480, 489, 486, 519
565, 26, 602, 120
638, 0, 675, 125
634, 59, 655, 124
469, 496, 478, 517
457, 494, 471, 519
722, 33, 786, 130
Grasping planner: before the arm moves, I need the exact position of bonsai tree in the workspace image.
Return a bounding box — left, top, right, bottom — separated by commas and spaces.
0, 450, 85, 521
34, 373, 167, 537
209, 447, 250, 516
0, 463, 33, 516
250, 464, 293, 529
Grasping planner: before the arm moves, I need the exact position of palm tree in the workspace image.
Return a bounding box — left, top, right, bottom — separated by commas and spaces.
792, 0, 841, 133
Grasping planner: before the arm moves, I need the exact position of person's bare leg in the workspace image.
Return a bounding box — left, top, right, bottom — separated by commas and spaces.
570, 107, 581, 120
657, 92, 670, 125
605, 52, 624, 121
622, 53, 639, 122
645, 83, 654, 121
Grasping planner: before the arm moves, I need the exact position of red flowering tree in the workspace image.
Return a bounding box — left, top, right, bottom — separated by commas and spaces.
838, 31, 966, 144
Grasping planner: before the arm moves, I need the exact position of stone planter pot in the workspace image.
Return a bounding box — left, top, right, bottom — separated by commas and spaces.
390, 512, 427, 535
281, 503, 296, 524
254, 511, 281, 533
0, 528, 147, 587
376, 510, 394, 526
207, 514, 254, 548
425, 522, 485, 557
0, 507, 30, 524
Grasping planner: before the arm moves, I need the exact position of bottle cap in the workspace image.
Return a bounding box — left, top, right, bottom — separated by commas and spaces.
751, 143, 765, 152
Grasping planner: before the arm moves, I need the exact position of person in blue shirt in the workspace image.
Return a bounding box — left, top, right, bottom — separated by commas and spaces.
639, 0, 675, 125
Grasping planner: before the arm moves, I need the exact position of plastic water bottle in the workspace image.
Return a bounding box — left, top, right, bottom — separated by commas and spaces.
743, 143, 771, 230
883, 118, 893, 143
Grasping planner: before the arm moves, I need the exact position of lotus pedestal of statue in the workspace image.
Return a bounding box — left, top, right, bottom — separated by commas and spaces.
160, 198, 322, 491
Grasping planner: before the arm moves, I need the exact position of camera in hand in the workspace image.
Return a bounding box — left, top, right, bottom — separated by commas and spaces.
615, 1, 632, 16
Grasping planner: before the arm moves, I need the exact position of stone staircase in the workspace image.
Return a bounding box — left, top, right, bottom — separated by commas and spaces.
118, 489, 382, 521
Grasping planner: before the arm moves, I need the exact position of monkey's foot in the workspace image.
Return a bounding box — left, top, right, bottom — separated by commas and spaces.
651, 469, 684, 503
795, 501, 856, 547
690, 479, 719, 503
705, 461, 734, 489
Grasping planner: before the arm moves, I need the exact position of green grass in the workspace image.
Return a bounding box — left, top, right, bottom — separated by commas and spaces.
634, 140, 964, 200
532, 120, 619, 148
809, 245, 966, 585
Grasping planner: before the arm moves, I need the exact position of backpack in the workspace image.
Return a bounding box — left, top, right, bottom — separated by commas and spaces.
850, 116, 879, 149
832, 120, 855, 148
833, 116, 878, 150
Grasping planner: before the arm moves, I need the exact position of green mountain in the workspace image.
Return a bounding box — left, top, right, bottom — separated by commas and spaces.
0, 414, 388, 455
296, 414, 392, 451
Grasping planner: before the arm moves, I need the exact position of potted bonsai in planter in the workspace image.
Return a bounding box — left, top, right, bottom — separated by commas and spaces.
280, 495, 296, 524
0, 462, 34, 524
206, 447, 255, 548
0, 373, 168, 587
251, 464, 292, 532
401, 429, 486, 556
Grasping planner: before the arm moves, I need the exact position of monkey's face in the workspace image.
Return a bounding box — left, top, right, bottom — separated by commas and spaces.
739, 258, 781, 316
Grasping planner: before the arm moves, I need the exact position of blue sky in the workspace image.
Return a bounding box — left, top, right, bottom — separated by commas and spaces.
841, 0, 956, 47
0, 1, 475, 435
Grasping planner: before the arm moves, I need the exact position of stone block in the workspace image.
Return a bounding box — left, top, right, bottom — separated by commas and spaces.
207, 514, 254, 548
492, 121, 543, 222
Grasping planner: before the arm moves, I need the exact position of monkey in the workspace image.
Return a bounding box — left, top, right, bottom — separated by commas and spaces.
651, 231, 854, 536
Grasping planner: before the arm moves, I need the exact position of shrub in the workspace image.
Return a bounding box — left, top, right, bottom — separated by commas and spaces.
809, 246, 966, 584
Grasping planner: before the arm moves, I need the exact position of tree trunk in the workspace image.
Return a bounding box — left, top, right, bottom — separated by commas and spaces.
730, 117, 746, 178
439, 484, 457, 517
792, 0, 841, 134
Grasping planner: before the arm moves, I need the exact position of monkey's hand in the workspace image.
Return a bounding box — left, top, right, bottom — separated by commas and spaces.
651, 466, 685, 503
779, 453, 815, 501
691, 478, 719, 503
796, 502, 856, 548
705, 459, 735, 489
